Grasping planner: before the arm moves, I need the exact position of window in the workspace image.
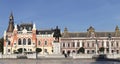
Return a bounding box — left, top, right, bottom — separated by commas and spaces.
38, 41, 41, 45
45, 41, 47, 45
68, 43, 70, 47
72, 42, 75, 47
92, 43, 94, 47
28, 38, 31, 45
63, 43, 65, 47
82, 42, 84, 47
102, 41, 104, 47
116, 42, 119, 47
18, 38, 21, 45
87, 43, 89, 47
8, 49, 10, 52
29, 27, 31, 31
44, 49, 47, 53
8, 41, 10, 45
111, 41, 114, 47
14, 43, 16, 45
30, 49, 32, 51
20, 27, 23, 30
77, 42, 80, 47
107, 41, 109, 47
23, 38, 26, 45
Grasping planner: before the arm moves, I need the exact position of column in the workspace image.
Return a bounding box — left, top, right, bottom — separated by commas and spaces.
104, 40, 107, 54
80, 41, 82, 47
109, 40, 112, 54
95, 39, 98, 54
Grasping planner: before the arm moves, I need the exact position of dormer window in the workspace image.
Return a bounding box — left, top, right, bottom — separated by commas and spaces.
29, 27, 31, 31
20, 27, 23, 31
91, 32, 95, 38
39, 32, 41, 34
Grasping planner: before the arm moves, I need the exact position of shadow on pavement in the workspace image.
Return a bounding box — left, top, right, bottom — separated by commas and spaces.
92, 54, 120, 62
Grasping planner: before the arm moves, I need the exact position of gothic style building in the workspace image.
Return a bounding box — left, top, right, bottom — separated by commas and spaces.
4, 13, 55, 54
61, 26, 120, 54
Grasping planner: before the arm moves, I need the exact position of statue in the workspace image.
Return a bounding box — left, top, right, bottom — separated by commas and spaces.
53, 26, 61, 42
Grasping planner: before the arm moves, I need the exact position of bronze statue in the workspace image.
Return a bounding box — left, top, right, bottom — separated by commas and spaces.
53, 26, 61, 42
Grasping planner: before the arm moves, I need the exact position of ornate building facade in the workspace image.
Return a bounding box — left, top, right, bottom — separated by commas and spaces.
4, 13, 55, 54
61, 26, 120, 54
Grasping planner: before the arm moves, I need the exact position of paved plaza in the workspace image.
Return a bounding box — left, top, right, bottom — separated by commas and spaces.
0, 59, 119, 64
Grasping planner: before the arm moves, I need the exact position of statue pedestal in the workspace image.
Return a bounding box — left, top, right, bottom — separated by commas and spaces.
53, 42, 60, 54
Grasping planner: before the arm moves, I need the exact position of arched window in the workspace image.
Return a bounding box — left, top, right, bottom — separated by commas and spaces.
28, 38, 31, 45
18, 38, 21, 45
8, 41, 10, 45
45, 41, 47, 45
38, 41, 41, 45
23, 38, 26, 45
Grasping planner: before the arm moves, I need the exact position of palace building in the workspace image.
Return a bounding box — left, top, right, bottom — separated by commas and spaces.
61, 26, 120, 54
4, 13, 55, 55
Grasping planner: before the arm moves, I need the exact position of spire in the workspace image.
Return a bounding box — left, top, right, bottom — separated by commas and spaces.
33, 23, 36, 30
7, 12, 14, 32
9, 12, 14, 21
115, 25, 119, 31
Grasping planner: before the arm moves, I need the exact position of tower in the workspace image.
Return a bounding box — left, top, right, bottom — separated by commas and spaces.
7, 12, 14, 32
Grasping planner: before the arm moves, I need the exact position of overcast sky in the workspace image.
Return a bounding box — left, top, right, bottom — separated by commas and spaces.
0, 0, 120, 37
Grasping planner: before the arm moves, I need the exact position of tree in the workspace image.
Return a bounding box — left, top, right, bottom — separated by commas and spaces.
17, 48, 22, 53
17, 48, 26, 54
36, 48, 42, 59
0, 37, 4, 54
36, 48, 42, 53
77, 47, 85, 54
99, 47, 105, 53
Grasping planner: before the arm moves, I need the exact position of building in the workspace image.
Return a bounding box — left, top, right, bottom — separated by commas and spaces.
3, 13, 55, 55
61, 26, 120, 54
4, 13, 120, 55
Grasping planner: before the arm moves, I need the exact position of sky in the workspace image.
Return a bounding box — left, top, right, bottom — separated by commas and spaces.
0, 0, 120, 37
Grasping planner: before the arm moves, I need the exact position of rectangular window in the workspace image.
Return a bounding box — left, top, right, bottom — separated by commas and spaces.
45, 41, 47, 45
116, 42, 119, 47
63, 43, 65, 47
92, 43, 94, 47
102, 41, 104, 47
68, 43, 70, 47
44, 49, 47, 53
87, 43, 89, 47
77, 42, 80, 47
8, 49, 10, 52
82, 42, 84, 47
72, 42, 75, 47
